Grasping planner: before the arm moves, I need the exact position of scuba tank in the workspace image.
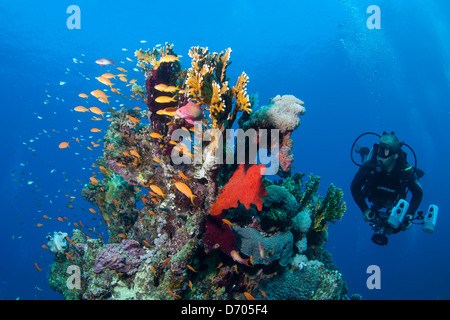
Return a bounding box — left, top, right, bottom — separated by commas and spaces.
423, 205, 438, 233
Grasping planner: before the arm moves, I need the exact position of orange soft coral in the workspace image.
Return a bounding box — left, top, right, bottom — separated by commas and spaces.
210, 164, 268, 216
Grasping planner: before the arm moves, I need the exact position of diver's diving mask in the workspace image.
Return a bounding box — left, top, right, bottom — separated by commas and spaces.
377, 143, 396, 159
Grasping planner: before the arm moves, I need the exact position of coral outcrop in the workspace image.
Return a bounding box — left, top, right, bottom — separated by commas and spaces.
48, 43, 350, 301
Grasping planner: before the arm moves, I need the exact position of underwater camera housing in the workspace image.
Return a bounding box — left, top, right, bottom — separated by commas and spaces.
387, 199, 409, 229
423, 205, 439, 233
368, 208, 392, 246
371, 233, 389, 246
370, 202, 440, 245
411, 204, 439, 233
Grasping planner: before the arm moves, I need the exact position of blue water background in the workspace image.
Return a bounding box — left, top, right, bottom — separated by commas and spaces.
1, 0, 449, 299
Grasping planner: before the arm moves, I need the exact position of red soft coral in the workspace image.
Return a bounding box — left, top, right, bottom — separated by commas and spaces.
210, 164, 268, 216
202, 212, 237, 255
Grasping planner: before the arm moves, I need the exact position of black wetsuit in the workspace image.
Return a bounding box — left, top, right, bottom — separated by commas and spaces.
351, 156, 423, 220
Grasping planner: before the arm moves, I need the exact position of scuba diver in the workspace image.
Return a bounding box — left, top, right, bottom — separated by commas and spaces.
350, 131, 434, 246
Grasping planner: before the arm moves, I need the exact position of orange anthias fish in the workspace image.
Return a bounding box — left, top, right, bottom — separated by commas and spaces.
244, 292, 255, 300
187, 265, 197, 273
65, 236, 76, 247
65, 252, 74, 261
89, 107, 105, 117
153, 83, 167, 91
96, 76, 113, 87
101, 73, 116, 79
34, 262, 42, 272
230, 250, 250, 266
78, 93, 89, 98
155, 95, 177, 103
90, 176, 99, 184
156, 107, 178, 117
98, 96, 110, 104
127, 115, 140, 123
91, 89, 109, 98
149, 132, 163, 139
59, 142, 69, 149
179, 171, 190, 181
91, 128, 102, 133
173, 181, 196, 205
130, 150, 140, 158
154, 83, 177, 93
150, 185, 165, 198
167, 289, 181, 300
74, 106, 90, 112
222, 219, 235, 227
159, 55, 179, 63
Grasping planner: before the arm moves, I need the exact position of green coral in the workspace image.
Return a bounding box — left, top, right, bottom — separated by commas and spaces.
311, 183, 347, 232
260, 185, 298, 231
298, 174, 321, 212
281, 172, 305, 202
105, 174, 127, 203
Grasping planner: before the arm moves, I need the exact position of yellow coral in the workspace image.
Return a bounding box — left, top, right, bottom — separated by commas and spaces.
228, 72, 251, 125
186, 46, 251, 130
135, 43, 176, 71
135, 49, 159, 70
311, 199, 327, 231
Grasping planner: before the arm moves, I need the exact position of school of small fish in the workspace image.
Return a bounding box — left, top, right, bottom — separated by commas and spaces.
15, 45, 271, 301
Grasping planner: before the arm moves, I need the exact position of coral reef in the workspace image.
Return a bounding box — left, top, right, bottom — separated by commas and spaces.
48, 43, 350, 300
